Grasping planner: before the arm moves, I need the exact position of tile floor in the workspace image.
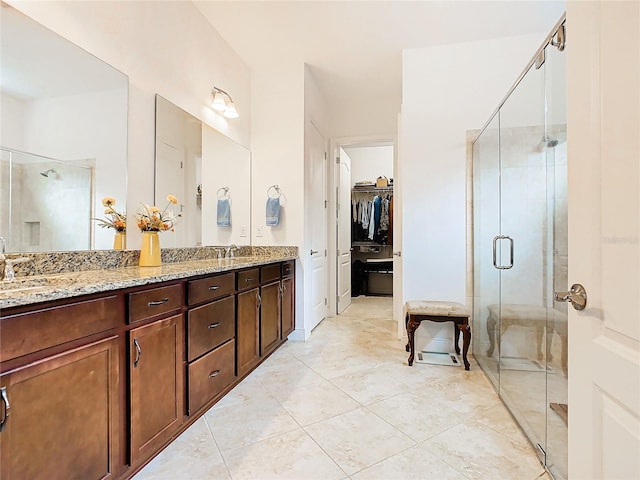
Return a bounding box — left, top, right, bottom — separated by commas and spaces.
134, 296, 551, 480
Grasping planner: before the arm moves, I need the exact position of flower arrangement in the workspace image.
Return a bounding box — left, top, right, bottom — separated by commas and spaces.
136, 194, 180, 232
94, 197, 126, 232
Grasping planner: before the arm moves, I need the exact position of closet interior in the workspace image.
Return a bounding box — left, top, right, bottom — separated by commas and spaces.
345, 145, 394, 297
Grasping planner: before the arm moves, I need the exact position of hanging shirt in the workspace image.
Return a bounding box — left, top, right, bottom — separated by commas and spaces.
367, 198, 376, 240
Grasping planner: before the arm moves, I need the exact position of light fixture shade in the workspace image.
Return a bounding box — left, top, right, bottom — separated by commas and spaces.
211, 91, 227, 111
223, 101, 239, 119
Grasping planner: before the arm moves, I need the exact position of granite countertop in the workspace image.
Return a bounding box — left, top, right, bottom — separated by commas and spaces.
0, 253, 297, 310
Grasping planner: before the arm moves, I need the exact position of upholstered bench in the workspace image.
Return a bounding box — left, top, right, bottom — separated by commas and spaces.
405, 301, 471, 370
486, 304, 567, 375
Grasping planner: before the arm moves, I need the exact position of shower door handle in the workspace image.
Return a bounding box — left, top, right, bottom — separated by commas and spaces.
492, 235, 514, 270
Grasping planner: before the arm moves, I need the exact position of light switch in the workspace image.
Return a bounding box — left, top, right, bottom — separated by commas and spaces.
256, 226, 264, 237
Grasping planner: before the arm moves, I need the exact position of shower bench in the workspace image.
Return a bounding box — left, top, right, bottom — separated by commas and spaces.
405, 301, 471, 370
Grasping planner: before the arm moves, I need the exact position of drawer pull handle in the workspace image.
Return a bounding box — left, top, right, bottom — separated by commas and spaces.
208, 322, 220, 329
133, 338, 142, 367
148, 298, 169, 306
0, 386, 9, 432
208, 285, 220, 291
245, 277, 254, 282
209, 370, 221, 378
257, 293, 262, 309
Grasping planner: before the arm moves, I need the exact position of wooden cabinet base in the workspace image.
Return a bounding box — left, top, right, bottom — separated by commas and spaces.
0, 336, 119, 480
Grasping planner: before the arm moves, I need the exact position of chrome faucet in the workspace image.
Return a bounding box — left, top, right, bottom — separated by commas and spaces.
2, 256, 31, 282
225, 244, 238, 259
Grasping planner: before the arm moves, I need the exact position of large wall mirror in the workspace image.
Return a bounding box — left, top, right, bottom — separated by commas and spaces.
0, 2, 128, 253
155, 95, 251, 248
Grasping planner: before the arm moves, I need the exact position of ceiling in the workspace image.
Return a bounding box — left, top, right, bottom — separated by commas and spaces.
194, 0, 565, 134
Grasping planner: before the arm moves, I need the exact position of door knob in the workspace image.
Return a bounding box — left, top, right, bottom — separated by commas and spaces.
554, 283, 587, 310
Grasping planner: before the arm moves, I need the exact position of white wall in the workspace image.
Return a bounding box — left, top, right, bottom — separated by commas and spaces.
22, 89, 127, 249
8, 0, 251, 249
344, 145, 394, 186
400, 32, 545, 351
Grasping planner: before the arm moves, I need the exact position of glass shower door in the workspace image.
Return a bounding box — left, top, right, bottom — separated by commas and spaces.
473, 115, 501, 390
544, 38, 568, 480
497, 59, 548, 461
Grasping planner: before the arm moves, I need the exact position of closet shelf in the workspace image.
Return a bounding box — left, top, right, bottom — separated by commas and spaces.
351, 186, 394, 193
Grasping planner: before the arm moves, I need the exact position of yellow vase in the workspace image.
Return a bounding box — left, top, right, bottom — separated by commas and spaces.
139, 231, 161, 267
113, 231, 126, 250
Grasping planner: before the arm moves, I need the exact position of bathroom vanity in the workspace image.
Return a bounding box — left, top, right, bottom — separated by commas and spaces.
0, 250, 296, 479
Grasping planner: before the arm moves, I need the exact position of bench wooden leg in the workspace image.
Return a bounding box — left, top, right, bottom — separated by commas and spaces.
462, 324, 471, 370
406, 314, 420, 366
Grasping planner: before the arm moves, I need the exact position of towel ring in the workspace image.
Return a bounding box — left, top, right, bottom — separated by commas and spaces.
217, 186, 230, 198
267, 184, 281, 198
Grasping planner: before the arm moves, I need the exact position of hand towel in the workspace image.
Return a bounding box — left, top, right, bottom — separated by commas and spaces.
266, 197, 280, 226
217, 198, 231, 227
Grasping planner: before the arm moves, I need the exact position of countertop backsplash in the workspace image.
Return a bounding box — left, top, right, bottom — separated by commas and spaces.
6, 246, 298, 277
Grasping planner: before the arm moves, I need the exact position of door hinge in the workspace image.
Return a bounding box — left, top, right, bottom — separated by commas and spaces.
337, 249, 340, 256
324, 152, 327, 160
336, 295, 340, 304
336, 156, 340, 164
324, 200, 328, 208
324, 298, 327, 306
180, 161, 183, 169
324, 249, 327, 256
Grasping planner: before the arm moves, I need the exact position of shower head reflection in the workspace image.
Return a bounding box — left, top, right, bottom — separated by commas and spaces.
40, 168, 57, 178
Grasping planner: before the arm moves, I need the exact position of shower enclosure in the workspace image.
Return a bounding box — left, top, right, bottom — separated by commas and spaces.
0, 147, 94, 252
472, 17, 567, 480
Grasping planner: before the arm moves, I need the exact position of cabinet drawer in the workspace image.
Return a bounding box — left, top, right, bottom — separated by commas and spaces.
187, 272, 234, 306
260, 264, 281, 284
237, 268, 259, 291
282, 260, 294, 278
188, 340, 235, 415
187, 296, 235, 361
0, 295, 120, 363
128, 284, 183, 324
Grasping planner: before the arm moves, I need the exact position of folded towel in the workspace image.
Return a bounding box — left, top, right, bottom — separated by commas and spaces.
217, 198, 231, 227
266, 196, 280, 226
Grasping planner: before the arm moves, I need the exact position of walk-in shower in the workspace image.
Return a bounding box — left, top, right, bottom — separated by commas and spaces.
0, 147, 93, 252
472, 15, 567, 480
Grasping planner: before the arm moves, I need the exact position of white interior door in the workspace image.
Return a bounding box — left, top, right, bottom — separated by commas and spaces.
567, 2, 640, 478
155, 142, 186, 248
309, 123, 327, 330
337, 147, 352, 313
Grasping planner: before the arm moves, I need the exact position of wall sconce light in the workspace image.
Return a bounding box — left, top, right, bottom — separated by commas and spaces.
211, 86, 239, 119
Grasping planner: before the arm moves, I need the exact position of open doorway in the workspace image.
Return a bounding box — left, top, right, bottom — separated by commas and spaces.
333, 142, 395, 317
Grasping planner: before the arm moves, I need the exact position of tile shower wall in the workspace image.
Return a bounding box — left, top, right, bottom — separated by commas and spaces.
11, 159, 92, 252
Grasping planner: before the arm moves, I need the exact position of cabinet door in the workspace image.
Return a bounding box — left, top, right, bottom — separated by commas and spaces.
260, 281, 281, 356
129, 315, 183, 464
281, 276, 295, 338
0, 336, 119, 480
236, 288, 260, 377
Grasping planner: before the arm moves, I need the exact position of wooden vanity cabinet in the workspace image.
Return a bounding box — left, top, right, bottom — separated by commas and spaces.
281, 261, 295, 338
0, 296, 122, 480
236, 285, 260, 377
186, 273, 237, 416
260, 280, 281, 356
128, 308, 183, 464
0, 258, 295, 480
